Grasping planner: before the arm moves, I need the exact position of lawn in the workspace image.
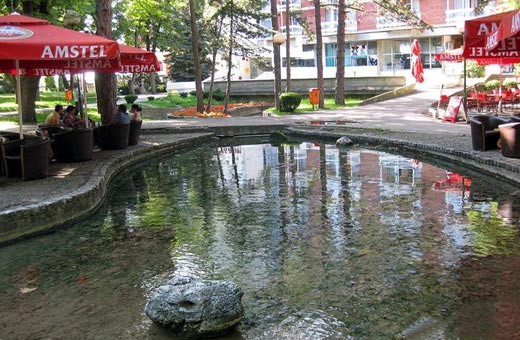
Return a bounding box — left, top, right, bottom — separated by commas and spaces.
0, 91, 363, 124
0, 91, 97, 113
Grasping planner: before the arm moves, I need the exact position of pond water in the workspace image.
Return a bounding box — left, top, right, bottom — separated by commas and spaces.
1, 139, 520, 339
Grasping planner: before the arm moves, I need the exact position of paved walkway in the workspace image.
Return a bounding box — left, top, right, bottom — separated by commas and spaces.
1, 86, 519, 244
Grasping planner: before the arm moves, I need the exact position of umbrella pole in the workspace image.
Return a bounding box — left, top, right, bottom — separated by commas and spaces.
463, 57, 468, 122
81, 73, 88, 126
15, 60, 23, 140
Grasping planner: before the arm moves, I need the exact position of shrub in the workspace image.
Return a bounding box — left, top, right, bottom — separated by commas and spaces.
119, 85, 130, 95
484, 79, 501, 91
156, 84, 167, 93
125, 94, 138, 104
212, 89, 225, 101
44, 76, 57, 91
179, 92, 188, 98
279, 92, 302, 112
503, 79, 517, 89
147, 96, 155, 101
466, 61, 486, 78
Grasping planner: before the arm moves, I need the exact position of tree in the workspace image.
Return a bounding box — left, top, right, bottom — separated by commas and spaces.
335, 0, 346, 105
189, 0, 205, 113
95, 0, 117, 125
314, 0, 324, 109
285, 0, 291, 92
271, 0, 282, 110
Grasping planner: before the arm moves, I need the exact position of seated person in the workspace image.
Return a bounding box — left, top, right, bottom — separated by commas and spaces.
112, 104, 131, 124
62, 105, 85, 128
45, 104, 64, 125
130, 104, 142, 122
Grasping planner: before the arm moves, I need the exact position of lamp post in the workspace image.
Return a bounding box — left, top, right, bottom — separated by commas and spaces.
273, 33, 286, 111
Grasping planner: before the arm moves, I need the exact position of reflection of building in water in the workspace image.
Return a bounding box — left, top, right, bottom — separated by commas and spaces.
218, 145, 278, 184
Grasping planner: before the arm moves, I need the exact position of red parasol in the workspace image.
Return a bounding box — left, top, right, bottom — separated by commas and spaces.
485, 9, 520, 52
463, 10, 520, 64
0, 13, 119, 61
0, 13, 120, 137
0, 43, 161, 75
411, 39, 424, 83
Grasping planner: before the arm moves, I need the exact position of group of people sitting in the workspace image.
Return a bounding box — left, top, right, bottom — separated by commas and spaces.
44, 103, 142, 128
113, 104, 142, 124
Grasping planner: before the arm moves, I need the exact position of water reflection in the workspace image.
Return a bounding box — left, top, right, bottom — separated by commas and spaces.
1, 141, 520, 339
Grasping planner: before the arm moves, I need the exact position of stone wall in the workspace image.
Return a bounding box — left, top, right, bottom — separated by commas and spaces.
206, 76, 406, 96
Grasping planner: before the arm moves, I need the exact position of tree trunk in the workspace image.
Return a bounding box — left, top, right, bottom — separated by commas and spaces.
224, 2, 234, 115
270, 0, 282, 110
129, 74, 136, 94
189, 0, 205, 113
20, 76, 39, 123
335, 0, 346, 105
206, 44, 219, 113
95, 0, 117, 125
285, 0, 291, 92
314, 0, 324, 108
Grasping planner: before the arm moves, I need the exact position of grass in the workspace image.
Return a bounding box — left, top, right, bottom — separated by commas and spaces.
268, 96, 363, 116
0, 91, 97, 113
0, 91, 364, 124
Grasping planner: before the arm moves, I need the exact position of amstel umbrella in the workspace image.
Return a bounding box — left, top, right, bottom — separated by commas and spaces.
485, 9, 520, 52
0, 13, 120, 138
463, 10, 520, 64
0, 43, 161, 75
411, 39, 424, 83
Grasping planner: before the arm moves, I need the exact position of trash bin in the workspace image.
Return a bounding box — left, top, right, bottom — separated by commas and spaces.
309, 88, 319, 105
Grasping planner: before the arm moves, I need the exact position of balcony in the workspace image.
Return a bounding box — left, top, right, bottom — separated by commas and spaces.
445, 1, 496, 23
322, 21, 357, 34
376, 16, 409, 30
278, 0, 301, 11
280, 25, 303, 35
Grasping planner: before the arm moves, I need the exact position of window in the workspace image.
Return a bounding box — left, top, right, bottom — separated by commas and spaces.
381, 38, 442, 71
325, 41, 377, 67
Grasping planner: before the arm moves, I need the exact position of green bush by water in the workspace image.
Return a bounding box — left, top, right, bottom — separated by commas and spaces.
279, 92, 302, 112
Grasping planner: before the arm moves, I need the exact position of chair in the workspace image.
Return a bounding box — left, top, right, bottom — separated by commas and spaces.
94, 123, 130, 150
36, 125, 70, 138
53, 128, 93, 162
20, 138, 51, 180
128, 120, 142, 146
1, 138, 22, 177
469, 115, 509, 151
499, 122, 520, 158
1, 138, 50, 180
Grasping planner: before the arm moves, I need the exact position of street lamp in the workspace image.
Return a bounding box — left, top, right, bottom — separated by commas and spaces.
273, 33, 286, 111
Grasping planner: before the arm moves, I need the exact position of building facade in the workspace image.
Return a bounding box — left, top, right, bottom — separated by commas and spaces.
249, 0, 506, 84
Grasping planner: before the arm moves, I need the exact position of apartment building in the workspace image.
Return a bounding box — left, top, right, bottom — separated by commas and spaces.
249, 0, 503, 83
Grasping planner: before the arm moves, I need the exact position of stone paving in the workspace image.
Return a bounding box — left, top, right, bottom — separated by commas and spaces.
1, 86, 520, 244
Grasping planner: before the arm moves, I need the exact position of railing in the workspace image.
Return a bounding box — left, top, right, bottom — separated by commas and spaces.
445, 2, 496, 23
376, 16, 409, 30
278, 0, 301, 10
322, 21, 357, 34
280, 25, 303, 35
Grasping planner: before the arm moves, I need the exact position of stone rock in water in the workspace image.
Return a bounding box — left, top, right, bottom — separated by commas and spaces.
144, 275, 244, 338
336, 136, 354, 147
